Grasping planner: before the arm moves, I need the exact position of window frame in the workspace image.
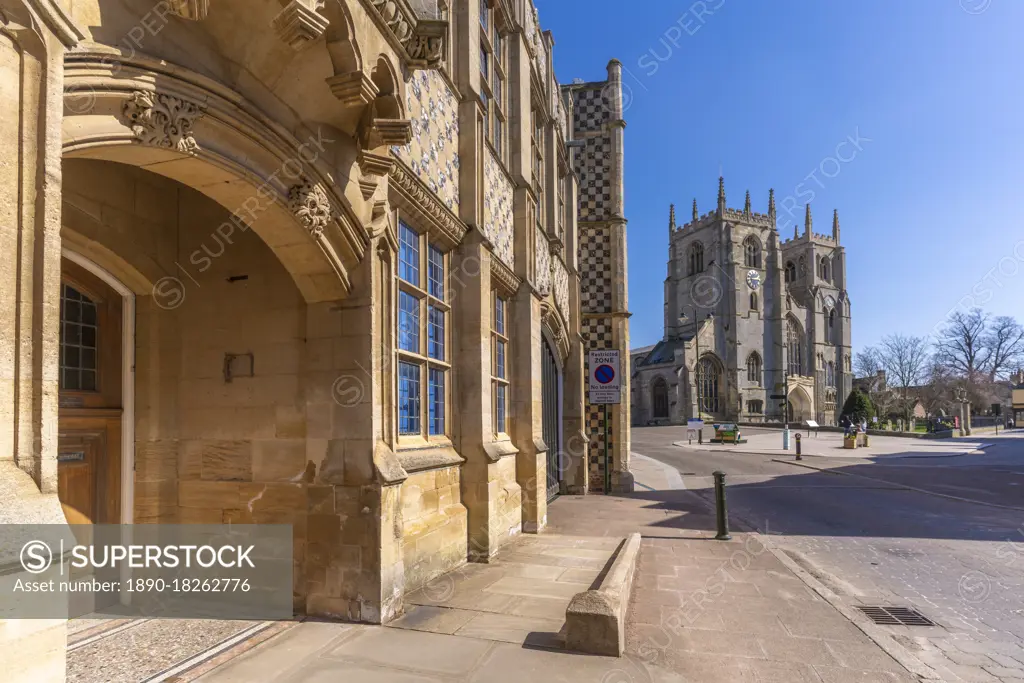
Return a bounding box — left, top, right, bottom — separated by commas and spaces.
479, 2, 507, 163
491, 292, 511, 437
397, 221, 452, 444
60, 282, 101, 393
688, 242, 705, 276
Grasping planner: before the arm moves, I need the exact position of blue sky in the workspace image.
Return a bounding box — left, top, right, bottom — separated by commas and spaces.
537, 0, 1024, 352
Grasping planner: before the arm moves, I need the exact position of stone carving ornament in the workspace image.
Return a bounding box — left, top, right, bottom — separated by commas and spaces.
288, 180, 333, 238
122, 91, 203, 155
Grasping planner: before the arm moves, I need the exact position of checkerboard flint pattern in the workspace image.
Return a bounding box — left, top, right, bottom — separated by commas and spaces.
583, 316, 615, 491
572, 87, 607, 134
579, 227, 612, 314
577, 135, 612, 220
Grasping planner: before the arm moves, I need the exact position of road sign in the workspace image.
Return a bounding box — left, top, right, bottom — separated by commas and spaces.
769, 394, 787, 400
588, 350, 621, 404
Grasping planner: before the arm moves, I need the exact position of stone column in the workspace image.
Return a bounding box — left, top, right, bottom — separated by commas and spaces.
605, 60, 633, 494
303, 237, 406, 624
0, 4, 83, 681
454, 235, 521, 561
511, 287, 545, 532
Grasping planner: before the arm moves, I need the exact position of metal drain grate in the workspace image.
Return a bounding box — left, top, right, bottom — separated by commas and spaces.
856, 606, 936, 627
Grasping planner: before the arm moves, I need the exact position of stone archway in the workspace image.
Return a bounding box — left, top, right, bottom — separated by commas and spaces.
62, 52, 366, 303
788, 386, 813, 423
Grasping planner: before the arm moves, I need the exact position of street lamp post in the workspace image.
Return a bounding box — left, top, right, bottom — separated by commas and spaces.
782, 343, 790, 450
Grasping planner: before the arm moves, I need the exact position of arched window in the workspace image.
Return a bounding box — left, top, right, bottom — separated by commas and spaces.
786, 317, 804, 377
746, 352, 762, 385
688, 242, 705, 275
784, 261, 796, 283
820, 257, 830, 282
743, 237, 761, 268
798, 255, 807, 277
826, 308, 836, 343
696, 356, 721, 414
827, 361, 836, 387
652, 377, 669, 419
750, 292, 758, 311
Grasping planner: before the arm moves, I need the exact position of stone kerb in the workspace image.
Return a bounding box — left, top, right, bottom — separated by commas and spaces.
564, 532, 640, 657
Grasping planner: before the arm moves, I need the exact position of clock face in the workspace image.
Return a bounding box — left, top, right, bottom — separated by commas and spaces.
825, 295, 836, 309
746, 270, 761, 290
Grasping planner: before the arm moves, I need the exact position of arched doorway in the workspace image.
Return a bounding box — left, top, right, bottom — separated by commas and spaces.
787, 387, 813, 423
541, 335, 562, 500
652, 377, 669, 419
58, 256, 131, 527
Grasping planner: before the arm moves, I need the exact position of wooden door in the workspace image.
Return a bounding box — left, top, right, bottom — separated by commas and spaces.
58, 259, 123, 527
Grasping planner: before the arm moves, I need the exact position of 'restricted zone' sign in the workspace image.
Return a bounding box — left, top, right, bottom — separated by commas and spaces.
588, 350, 621, 405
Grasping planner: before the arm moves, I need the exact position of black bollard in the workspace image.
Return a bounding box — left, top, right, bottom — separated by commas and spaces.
795, 433, 802, 460
713, 471, 731, 540
698, 428, 703, 445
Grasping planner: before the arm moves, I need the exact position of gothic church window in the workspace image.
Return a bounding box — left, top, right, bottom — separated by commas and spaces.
746, 352, 762, 385
820, 256, 830, 282
696, 356, 721, 414
827, 361, 836, 387
688, 242, 705, 275
747, 400, 763, 414
750, 292, 758, 311
826, 308, 836, 343
784, 261, 796, 283
743, 237, 761, 268
652, 377, 669, 419
786, 317, 804, 377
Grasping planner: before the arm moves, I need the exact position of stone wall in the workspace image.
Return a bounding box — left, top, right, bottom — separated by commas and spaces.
400, 464, 468, 591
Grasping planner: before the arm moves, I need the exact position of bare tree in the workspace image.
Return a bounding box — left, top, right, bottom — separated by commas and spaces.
877, 334, 930, 421
854, 347, 883, 379
984, 316, 1024, 381
934, 309, 989, 382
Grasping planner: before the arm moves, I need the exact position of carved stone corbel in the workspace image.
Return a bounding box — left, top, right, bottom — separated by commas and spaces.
288, 179, 333, 238
122, 90, 204, 155
273, 0, 329, 50
357, 150, 394, 200
326, 71, 378, 108
358, 101, 412, 150
168, 0, 210, 20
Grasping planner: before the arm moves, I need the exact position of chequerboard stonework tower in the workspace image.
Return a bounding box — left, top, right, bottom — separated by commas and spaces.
563, 62, 633, 493
632, 179, 852, 427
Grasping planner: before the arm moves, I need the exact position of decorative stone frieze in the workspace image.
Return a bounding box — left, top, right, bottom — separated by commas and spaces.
389, 163, 466, 249
362, 0, 447, 70
168, 0, 210, 20
273, 0, 330, 50
122, 90, 203, 155
288, 180, 333, 238
490, 258, 521, 298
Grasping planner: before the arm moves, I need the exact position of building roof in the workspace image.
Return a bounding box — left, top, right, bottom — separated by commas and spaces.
634, 337, 693, 369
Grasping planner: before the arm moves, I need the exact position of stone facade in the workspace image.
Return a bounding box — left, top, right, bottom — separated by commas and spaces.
0, 1, 626, 679
632, 180, 853, 427
564, 65, 633, 493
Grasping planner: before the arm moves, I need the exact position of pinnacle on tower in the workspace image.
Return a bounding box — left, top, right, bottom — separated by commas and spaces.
669, 204, 676, 233
744, 190, 751, 216
832, 209, 840, 242
692, 198, 698, 221
717, 176, 726, 216
794, 224, 799, 240
804, 204, 812, 236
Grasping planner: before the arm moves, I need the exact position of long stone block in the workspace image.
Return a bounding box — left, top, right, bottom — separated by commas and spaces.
564, 532, 641, 657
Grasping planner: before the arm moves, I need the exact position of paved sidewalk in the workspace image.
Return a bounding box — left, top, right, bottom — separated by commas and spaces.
194, 457, 922, 683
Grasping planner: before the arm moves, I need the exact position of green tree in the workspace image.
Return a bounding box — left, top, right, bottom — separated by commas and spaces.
841, 388, 876, 423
